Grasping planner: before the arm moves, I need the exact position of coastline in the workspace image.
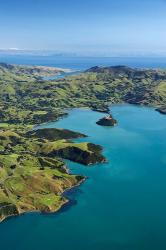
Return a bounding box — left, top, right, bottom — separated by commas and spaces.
0, 175, 86, 224
0, 64, 166, 224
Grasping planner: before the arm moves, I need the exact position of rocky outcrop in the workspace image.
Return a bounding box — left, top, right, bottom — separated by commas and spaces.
0, 202, 19, 223
96, 115, 117, 126
91, 104, 110, 113
156, 107, 166, 115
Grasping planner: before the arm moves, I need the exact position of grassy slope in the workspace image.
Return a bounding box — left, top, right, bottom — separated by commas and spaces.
0, 126, 105, 222
0, 65, 166, 126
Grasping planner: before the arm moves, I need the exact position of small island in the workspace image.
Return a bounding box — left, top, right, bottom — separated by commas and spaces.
96, 114, 117, 126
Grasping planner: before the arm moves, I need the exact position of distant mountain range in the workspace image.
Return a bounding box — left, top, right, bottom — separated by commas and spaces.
0, 49, 166, 57
0, 49, 77, 57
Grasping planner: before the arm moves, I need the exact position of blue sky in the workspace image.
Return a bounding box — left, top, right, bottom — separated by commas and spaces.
0, 0, 166, 56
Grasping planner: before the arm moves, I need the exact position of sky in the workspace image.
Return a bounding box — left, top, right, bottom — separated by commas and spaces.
0, 0, 166, 56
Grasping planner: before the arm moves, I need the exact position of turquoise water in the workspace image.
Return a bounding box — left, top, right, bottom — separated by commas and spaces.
1, 55, 166, 70
43, 70, 81, 80
1, 104, 166, 250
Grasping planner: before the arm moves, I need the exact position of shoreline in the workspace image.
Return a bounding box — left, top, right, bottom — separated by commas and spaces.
0, 176, 86, 224
35, 103, 165, 128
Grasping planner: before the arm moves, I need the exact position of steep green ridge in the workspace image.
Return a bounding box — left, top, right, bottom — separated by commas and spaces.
26, 128, 86, 141
0, 127, 105, 222
0, 62, 70, 81
0, 63, 166, 222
